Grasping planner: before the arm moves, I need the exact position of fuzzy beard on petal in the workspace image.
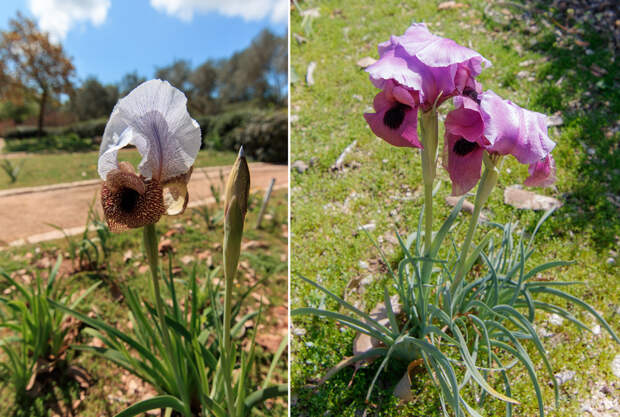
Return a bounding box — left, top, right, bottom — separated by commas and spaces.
101, 163, 165, 232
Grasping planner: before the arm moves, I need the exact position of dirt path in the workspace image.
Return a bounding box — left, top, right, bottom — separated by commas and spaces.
0, 163, 288, 247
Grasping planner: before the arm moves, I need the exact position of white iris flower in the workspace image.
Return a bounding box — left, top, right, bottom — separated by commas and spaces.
97, 79, 201, 232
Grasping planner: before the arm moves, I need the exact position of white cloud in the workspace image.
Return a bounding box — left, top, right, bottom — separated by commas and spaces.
28, 0, 111, 42
150, 0, 288, 24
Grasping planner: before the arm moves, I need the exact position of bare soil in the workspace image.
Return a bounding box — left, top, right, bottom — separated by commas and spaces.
0, 163, 288, 247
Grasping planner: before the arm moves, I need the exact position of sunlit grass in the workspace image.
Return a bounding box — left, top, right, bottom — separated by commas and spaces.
290, 0, 619, 416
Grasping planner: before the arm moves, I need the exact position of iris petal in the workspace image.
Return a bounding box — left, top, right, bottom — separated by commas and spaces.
98, 79, 201, 182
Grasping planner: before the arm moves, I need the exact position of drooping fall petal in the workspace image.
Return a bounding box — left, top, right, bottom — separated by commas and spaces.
524, 154, 556, 187
363, 80, 421, 148
443, 132, 485, 196
480, 90, 555, 164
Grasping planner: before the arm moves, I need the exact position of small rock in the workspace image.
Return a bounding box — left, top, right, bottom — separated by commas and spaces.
293, 33, 307, 44
358, 261, 369, 270
612, 354, 620, 378
592, 324, 601, 336
306, 61, 317, 86
549, 313, 564, 326
292, 160, 309, 173
358, 223, 376, 232
517, 70, 530, 79
547, 113, 564, 127
553, 370, 575, 386
293, 327, 306, 337
300, 8, 320, 18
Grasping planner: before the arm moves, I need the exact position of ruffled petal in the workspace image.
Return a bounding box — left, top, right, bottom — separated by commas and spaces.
480, 90, 555, 164
98, 79, 201, 182
367, 47, 424, 91
393, 23, 491, 70
524, 154, 556, 187
443, 132, 484, 196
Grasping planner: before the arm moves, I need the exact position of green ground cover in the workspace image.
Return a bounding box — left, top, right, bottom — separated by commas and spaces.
0, 189, 288, 416
290, 1, 619, 416
0, 149, 240, 190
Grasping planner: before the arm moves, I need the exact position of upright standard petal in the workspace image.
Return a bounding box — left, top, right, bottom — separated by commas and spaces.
363, 81, 421, 148
396, 23, 491, 71
480, 90, 555, 164
444, 96, 487, 145
368, 23, 490, 109
98, 79, 201, 182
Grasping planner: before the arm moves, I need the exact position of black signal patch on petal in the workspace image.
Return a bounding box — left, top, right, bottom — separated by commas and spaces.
120, 187, 140, 212
463, 87, 480, 103
383, 102, 410, 130
453, 138, 479, 156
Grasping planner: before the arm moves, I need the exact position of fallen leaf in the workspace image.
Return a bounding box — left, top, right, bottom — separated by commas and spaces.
306, 61, 317, 86
438, 1, 467, 10
445, 196, 489, 221
123, 250, 133, 264
504, 186, 562, 210
242, 240, 269, 250
356, 56, 377, 68
180, 255, 195, 265
255, 332, 282, 352
158, 239, 174, 254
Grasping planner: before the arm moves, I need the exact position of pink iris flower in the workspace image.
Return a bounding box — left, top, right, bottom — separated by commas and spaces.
444, 90, 556, 195
366, 23, 490, 111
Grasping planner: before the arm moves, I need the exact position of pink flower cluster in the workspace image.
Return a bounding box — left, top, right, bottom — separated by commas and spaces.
363, 23, 556, 195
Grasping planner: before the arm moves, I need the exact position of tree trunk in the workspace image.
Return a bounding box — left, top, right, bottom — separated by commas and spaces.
37, 89, 48, 138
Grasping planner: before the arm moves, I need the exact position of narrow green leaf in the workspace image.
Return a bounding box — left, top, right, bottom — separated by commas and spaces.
114, 395, 186, 417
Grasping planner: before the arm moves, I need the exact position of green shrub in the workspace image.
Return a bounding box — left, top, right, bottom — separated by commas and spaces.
64, 117, 107, 139
3, 118, 107, 141
202, 109, 287, 163
4, 133, 97, 153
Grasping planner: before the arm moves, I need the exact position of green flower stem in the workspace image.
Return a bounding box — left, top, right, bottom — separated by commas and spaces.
451, 154, 499, 293
419, 109, 438, 278
143, 224, 191, 416
223, 197, 245, 415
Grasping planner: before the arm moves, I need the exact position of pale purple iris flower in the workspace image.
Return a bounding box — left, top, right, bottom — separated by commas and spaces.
443, 91, 556, 195
366, 23, 490, 111
363, 80, 422, 148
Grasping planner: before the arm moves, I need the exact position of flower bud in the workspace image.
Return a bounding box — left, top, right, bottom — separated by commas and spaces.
224, 146, 250, 221
223, 147, 251, 283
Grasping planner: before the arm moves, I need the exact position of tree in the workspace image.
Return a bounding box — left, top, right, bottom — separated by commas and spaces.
118, 71, 146, 96
0, 12, 75, 136
216, 29, 287, 105
70, 76, 119, 121
189, 59, 219, 114
155, 59, 192, 92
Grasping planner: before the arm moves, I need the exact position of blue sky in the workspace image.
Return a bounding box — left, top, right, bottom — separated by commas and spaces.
0, 0, 288, 85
